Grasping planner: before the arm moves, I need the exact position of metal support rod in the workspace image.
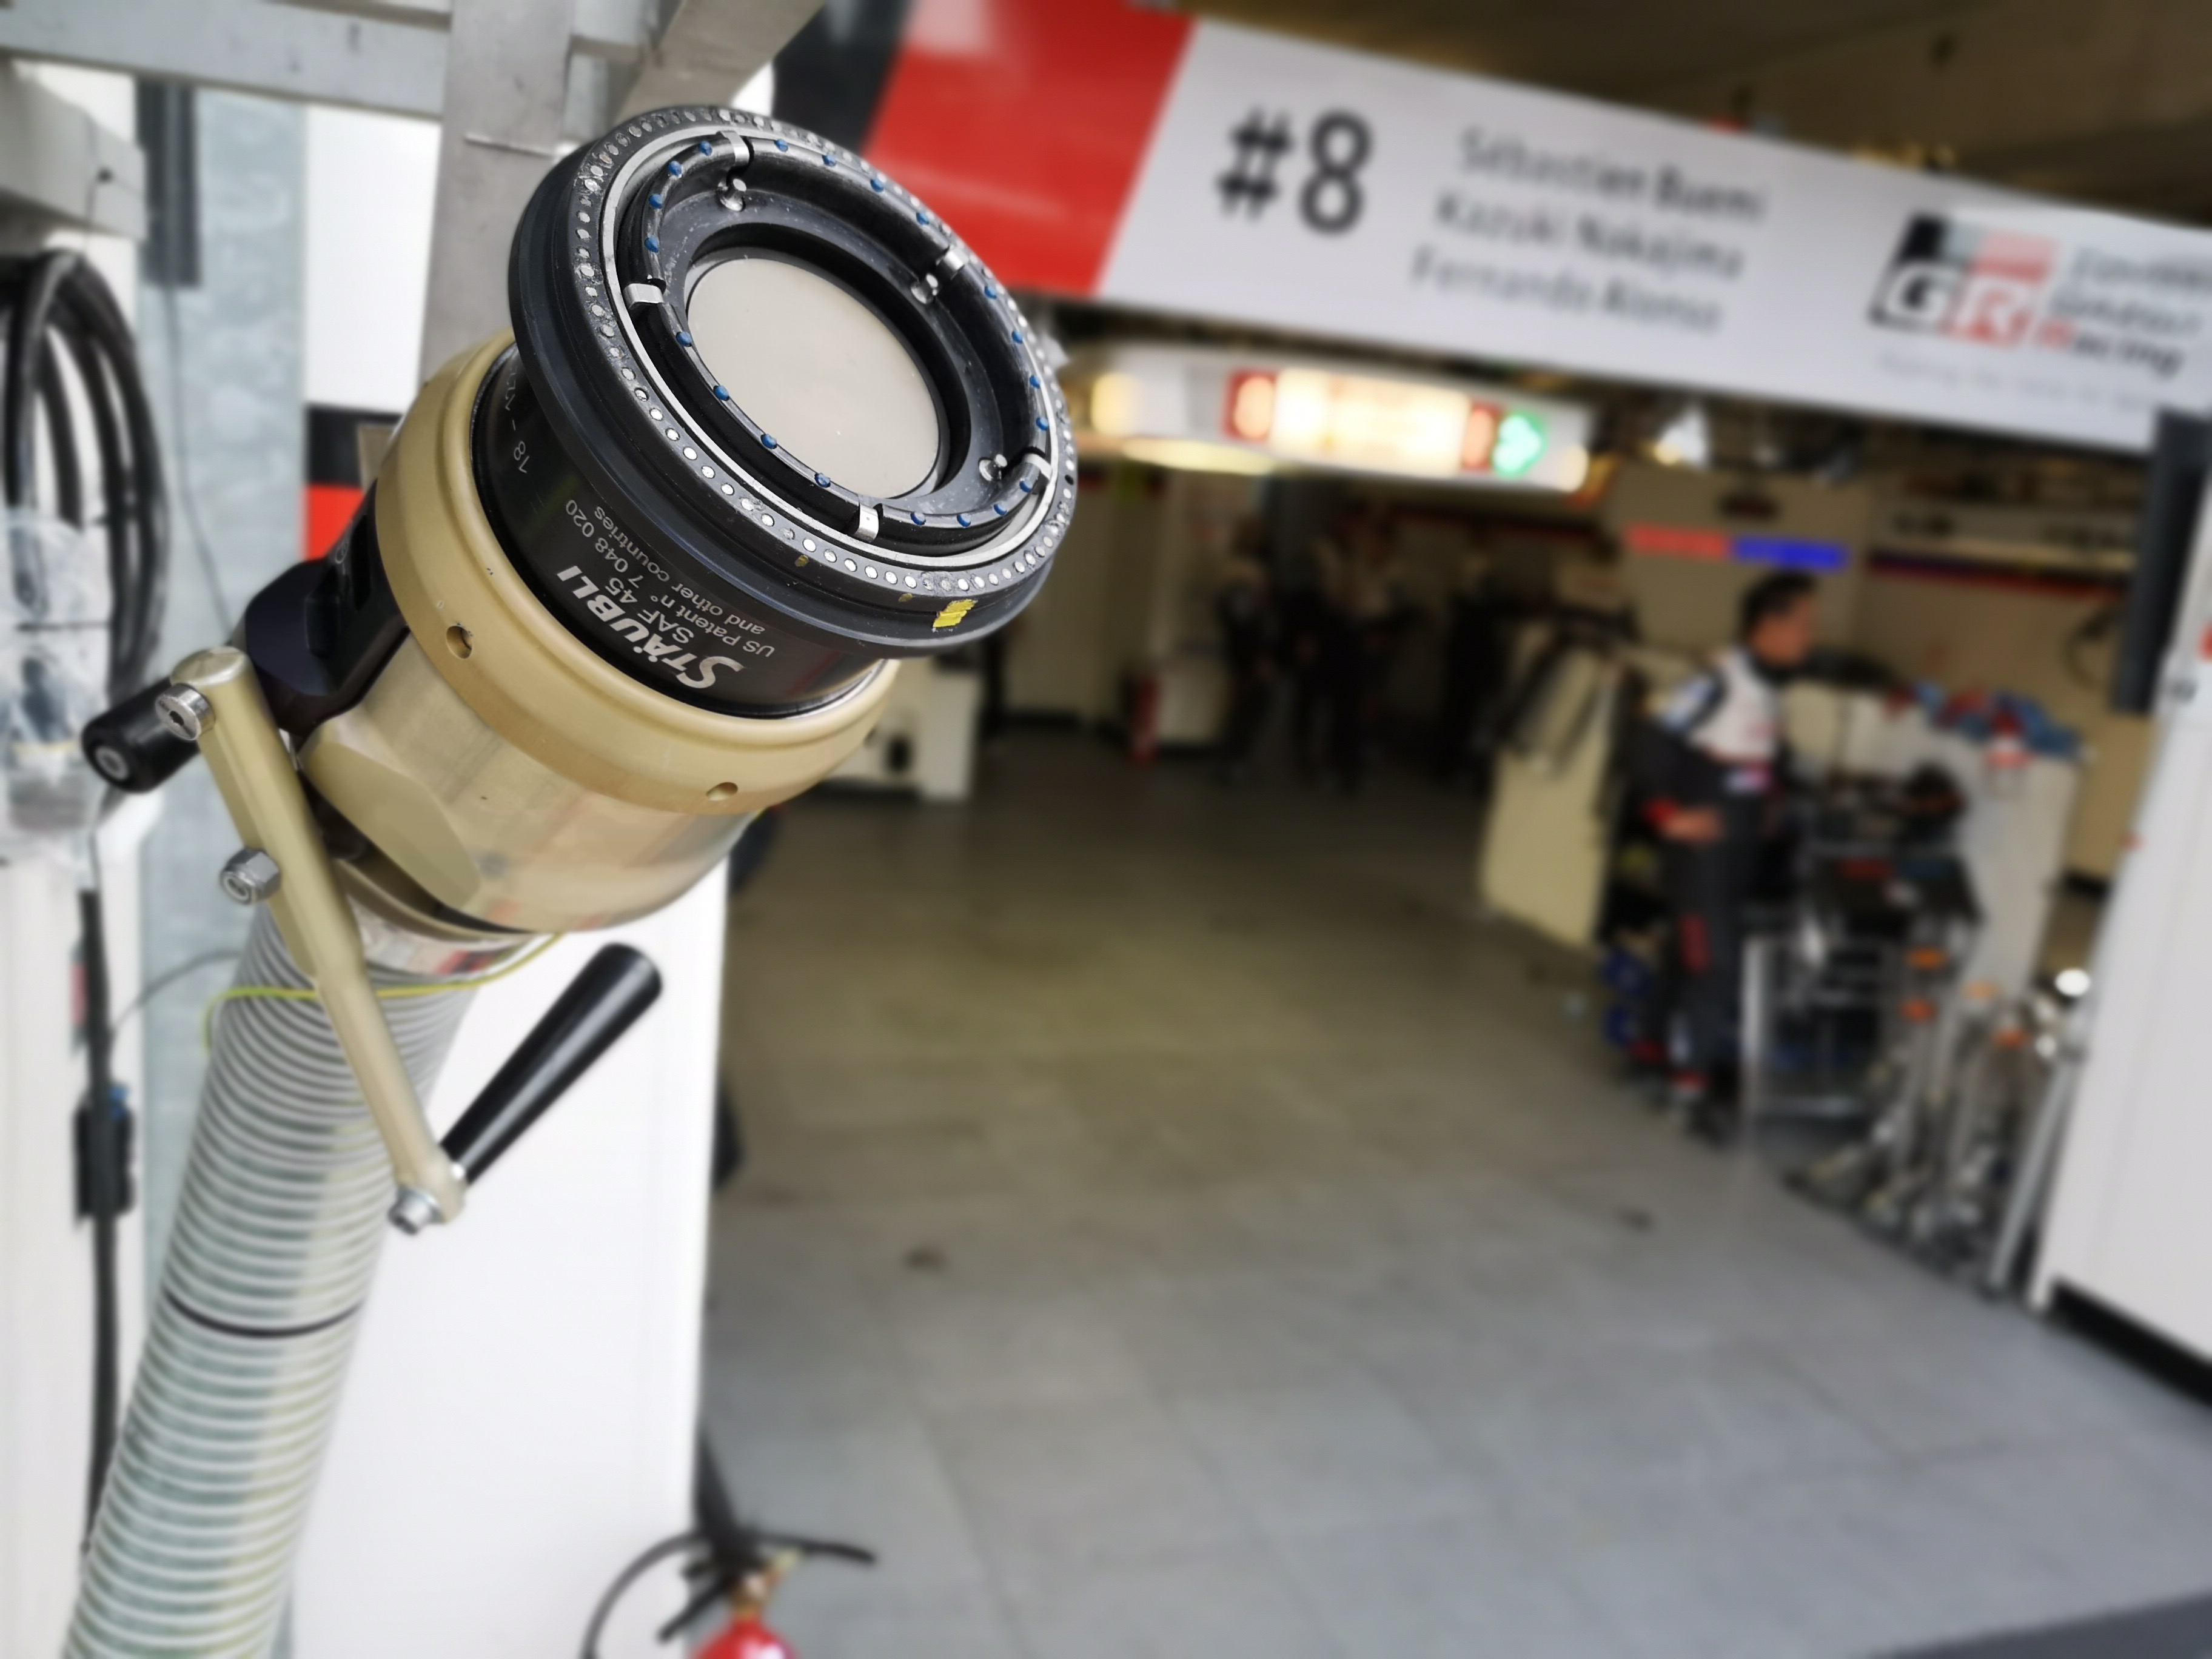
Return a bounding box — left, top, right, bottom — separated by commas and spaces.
1738, 930, 1772, 1141
161, 646, 468, 1224
420, 0, 582, 378
1986, 1001, 2088, 1298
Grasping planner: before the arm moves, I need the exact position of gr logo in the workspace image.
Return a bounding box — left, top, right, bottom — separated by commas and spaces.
1871, 214, 2056, 346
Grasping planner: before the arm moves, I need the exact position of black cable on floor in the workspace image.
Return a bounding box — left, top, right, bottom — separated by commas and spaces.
577, 1531, 705, 1659
576, 1431, 880, 1655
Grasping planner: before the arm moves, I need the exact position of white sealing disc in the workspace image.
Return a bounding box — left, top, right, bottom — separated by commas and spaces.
686, 255, 941, 499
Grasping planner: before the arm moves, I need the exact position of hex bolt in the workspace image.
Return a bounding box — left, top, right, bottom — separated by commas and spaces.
387, 1188, 443, 1235
219, 848, 283, 906
154, 685, 215, 742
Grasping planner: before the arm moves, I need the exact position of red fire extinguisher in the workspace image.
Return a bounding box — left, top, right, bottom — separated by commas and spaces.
699, 1615, 794, 1659
697, 1559, 798, 1659
584, 1438, 876, 1658
587, 1532, 877, 1659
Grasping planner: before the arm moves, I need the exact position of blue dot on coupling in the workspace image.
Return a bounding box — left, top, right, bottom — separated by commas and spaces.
665, 159, 683, 176
1034, 416, 1048, 431
696, 139, 712, 154
916, 209, 930, 225
645, 235, 660, 252
760, 433, 777, 449
675, 331, 692, 346
822, 153, 836, 167
1028, 374, 1039, 388
910, 511, 925, 524
993, 502, 1009, 515
1010, 329, 1023, 342
814, 473, 830, 487
649, 192, 663, 208
712, 384, 730, 400
870, 177, 885, 192
957, 513, 971, 527
774, 139, 789, 150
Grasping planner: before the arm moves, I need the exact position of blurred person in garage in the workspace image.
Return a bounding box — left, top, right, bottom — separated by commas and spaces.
1284, 517, 1345, 782
1214, 521, 1279, 783
1635, 571, 1817, 1139
1326, 511, 1409, 792
1434, 537, 1515, 791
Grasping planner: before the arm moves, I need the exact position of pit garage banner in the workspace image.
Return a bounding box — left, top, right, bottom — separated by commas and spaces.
859, 0, 2212, 454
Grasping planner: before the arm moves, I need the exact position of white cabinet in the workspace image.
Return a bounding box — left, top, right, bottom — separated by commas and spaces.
2037, 705, 2212, 1356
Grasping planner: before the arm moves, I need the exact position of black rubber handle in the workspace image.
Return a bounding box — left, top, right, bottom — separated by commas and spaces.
81, 680, 198, 793
440, 945, 662, 1184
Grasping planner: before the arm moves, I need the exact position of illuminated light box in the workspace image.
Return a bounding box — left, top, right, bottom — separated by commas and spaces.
1070, 344, 1591, 491
1625, 521, 1849, 572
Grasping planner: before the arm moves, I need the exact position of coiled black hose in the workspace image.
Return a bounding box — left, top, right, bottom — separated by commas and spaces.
1, 249, 170, 700
1, 249, 170, 1533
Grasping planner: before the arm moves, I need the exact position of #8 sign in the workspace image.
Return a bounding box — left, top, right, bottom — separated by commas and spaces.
863, 4, 2212, 454
1092, 24, 2212, 454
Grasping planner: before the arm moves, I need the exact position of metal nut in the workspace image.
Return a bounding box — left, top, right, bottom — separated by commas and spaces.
154, 685, 214, 742
218, 848, 283, 906
387, 1187, 444, 1235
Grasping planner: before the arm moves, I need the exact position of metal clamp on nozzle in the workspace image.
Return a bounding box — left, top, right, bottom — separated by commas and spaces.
160, 646, 471, 1225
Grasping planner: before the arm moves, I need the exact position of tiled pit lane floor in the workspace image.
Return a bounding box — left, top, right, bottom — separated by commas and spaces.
705, 732, 2212, 1659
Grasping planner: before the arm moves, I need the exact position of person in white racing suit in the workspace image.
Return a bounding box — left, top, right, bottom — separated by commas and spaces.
1634, 571, 1818, 1134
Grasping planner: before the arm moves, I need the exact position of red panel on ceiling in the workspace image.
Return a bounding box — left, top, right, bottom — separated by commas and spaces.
862, 0, 1193, 297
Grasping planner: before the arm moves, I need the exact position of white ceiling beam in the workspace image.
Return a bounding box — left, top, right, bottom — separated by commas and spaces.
277, 0, 666, 61
0, 0, 450, 117
0, 0, 672, 119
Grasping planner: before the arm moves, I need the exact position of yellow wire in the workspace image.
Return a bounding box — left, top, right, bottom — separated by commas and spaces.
201, 933, 565, 1050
